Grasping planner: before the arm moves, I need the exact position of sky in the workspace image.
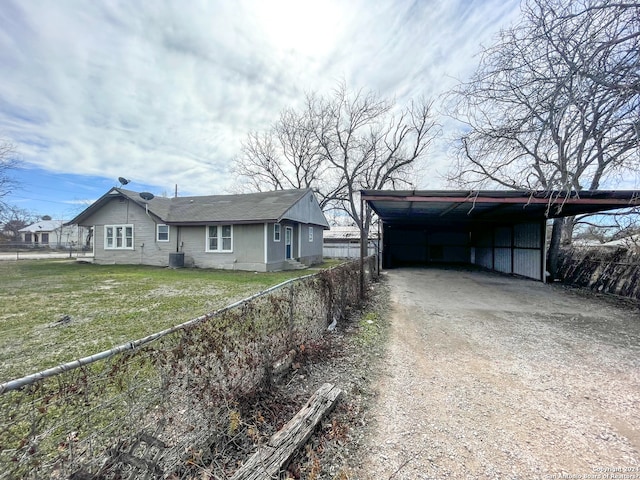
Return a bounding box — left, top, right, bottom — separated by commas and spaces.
0, 0, 523, 220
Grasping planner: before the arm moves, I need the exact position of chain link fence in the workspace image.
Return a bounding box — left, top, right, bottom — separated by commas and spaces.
0, 257, 377, 479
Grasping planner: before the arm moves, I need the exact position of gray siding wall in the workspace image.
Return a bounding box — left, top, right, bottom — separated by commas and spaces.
283, 191, 329, 228
180, 224, 266, 271
265, 222, 287, 271
298, 224, 324, 265
83, 198, 173, 266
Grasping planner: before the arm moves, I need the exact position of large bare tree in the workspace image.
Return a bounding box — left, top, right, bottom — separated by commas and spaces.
232, 83, 439, 238
447, 0, 640, 278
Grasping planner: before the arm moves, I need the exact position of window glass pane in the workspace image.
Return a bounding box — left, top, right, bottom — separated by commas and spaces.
115, 227, 123, 248
222, 237, 231, 250
158, 225, 169, 241
209, 226, 217, 238
210, 238, 218, 250
222, 225, 231, 237
274, 224, 280, 241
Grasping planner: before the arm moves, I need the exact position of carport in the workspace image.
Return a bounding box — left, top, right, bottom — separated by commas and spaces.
362, 190, 640, 281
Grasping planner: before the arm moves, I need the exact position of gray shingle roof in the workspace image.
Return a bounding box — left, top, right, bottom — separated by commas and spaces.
162, 189, 311, 224
69, 188, 329, 228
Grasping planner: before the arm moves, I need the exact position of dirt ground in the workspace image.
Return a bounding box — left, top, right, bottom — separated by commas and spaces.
357, 267, 640, 479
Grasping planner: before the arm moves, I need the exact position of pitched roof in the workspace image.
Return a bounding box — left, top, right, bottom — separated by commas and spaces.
19, 220, 64, 233
68, 188, 330, 228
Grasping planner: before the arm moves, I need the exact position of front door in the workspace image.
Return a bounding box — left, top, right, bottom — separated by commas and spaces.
285, 226, 293, 259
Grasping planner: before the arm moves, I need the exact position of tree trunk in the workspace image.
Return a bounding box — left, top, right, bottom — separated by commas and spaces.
561, 215, 576, 245
547, 217, 564, 282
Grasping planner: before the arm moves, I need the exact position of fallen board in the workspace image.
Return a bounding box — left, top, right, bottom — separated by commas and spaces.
230, 382, 343, 480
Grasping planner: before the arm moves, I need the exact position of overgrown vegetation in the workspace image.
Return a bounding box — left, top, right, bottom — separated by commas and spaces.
0, 259, 339, 382
1, 258, 376, 479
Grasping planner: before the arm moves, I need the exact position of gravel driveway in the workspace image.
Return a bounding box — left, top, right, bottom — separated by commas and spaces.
358, 267, 640, 479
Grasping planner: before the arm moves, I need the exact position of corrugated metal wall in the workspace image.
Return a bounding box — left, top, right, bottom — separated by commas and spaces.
381, 221, 545, 281
470, 222, 544, 281
474, 229, 493, 270
383, 226, 470, 267
494, 227, 512, 274
513, 223, 543, 279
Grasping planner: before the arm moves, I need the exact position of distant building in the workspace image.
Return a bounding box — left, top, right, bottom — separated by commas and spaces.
19, 220, 90, 249
323, 226, 378, 258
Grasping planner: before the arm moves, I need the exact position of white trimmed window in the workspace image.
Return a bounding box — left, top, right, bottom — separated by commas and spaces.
274, 223, 281, 242
105, 224, 134, 249
206, 225, 233, 252
308, 226, 313, 242
157, 224, 170, 242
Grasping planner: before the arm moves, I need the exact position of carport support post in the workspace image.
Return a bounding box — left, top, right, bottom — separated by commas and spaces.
360, 195, 365, 300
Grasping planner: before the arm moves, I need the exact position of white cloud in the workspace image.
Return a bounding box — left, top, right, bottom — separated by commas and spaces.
0, 0, 521, 197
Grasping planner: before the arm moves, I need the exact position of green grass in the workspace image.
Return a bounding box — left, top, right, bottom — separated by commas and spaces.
0, 259, 342, 382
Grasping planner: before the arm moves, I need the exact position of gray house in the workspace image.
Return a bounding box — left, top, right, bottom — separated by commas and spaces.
68, 188, 329, 271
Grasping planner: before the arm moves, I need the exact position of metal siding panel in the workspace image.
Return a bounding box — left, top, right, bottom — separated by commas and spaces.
429, 231, 468, 245
475, 247, 492, 269
514, 223, 541, 248
494, 227, 512, 247
387, 228, 427, 263
443, 246, 470, 262
514, 249, 542, 280
494, 247, 512, 273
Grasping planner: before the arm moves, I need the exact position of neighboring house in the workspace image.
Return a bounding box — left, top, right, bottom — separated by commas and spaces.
67, 188, 330, 271
323, 226, 378, 258
19, 220, 90, 249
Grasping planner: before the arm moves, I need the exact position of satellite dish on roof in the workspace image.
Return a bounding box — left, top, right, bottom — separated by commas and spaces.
139, 192, 155, 201
118, 177, 130, 186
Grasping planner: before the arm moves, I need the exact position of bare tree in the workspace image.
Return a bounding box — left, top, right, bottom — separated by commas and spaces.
232, 106, 328, 200
447, 0, 640, 278
0, 206, 36, 245
0, 139, 19, 212
232, 83, 440, 238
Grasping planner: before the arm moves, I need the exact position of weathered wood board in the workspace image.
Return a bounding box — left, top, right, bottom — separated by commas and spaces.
230, 382, 343, 480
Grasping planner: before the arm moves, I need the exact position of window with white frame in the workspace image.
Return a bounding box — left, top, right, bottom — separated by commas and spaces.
157, 224, 170, 242
104, 224, 134, 249
274, 223, 281, 242
308, 226, 313, 242
206, 225, 233, 252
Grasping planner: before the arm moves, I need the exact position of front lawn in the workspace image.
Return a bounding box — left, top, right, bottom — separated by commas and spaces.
0, 259, 339, 382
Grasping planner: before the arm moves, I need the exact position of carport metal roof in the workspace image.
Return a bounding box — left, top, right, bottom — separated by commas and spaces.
361, 190, 640, 226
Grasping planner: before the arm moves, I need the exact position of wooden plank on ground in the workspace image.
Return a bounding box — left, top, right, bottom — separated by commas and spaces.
230, 382, 343, 480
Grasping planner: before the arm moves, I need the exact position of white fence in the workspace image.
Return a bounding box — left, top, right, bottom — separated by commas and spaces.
323, 242, 377, 259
